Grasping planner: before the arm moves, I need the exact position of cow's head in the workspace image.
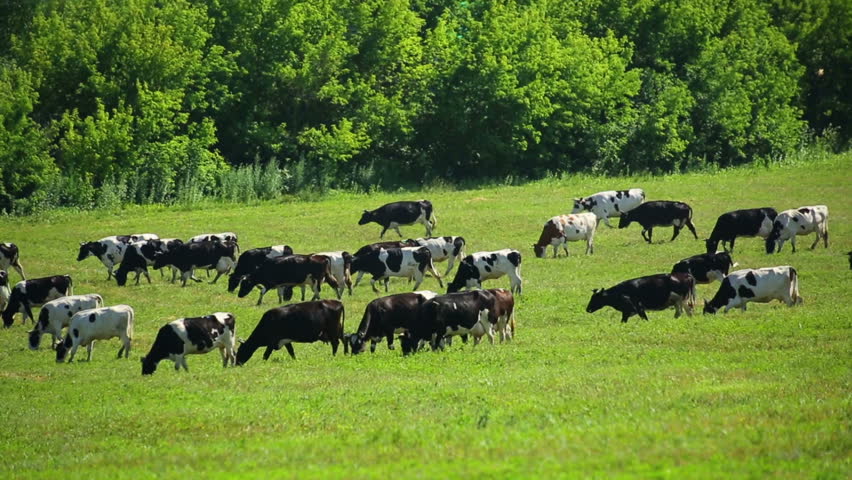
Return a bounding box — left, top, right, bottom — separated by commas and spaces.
346, 333, 368, 355
237, 275, 257, 298
227, 272, 243, 293
0, 270, 6, 287
702, 299, 719, 315
55, 335, 72, 362
764, 224, 782, 254
114, 267, 130, 286
358, 210, 375, 225
152, 252, 170, 270
532, 243, 548, 259
399, 333, 419, 355
77, 242, 101, 261
27, 329, 41, 350
571, 198, 586, 213
141, 356, 158, 375
586, 288, 608, 313
447, 262, 478, 293
705, 238, 720, 254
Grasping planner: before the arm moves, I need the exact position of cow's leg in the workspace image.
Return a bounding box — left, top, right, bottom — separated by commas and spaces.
180, 356, 189, 371
106, 266, 114, 281
411, 270, 425, 290
174, 359, 181, 371
133, 271, 141, 286
428, 264, 443, 287
603, 217, 614, 228
310, 281, 320, 301
823, 230, 829, 248
686, 219, 698, 239
370, 339, 378, 353
143, 269, 152, 284
370, 278, 380, 294
393, 225, 403, 238
728, 238, 736, 253
262, 346, 275, 360
284, 343, 296, 359
67, 343, 80, 362
671, 225, 682, 241
86, 341, 94, 361
331, 338, 339, 356
256, 287, 269, 306
510, 271, 522, 295
123, 335, 131, 358
353, 270, 365, 288
191, 269, 203, 282
790, 237, 797, 253
647, 228, 654, 243
641, 229, 650, 243
384, 278, 390, 292
300, 284, 307, 301
551, 245, 558, 258
674, 299, 683, 318
810, 232, 821, 250
620, 311, 631, 323
445, 257, 455, 276
386, 333, 395, 350
379, 226, 389, 239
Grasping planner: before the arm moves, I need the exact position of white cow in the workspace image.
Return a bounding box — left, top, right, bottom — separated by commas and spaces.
312, 251, 353, 298
411, 236, 466, 275
28, 294, 104, 349
55, 305, 134, 363
447, 249, 523, 294
572, 188, 645, 227
765, 205, 829, 253
141, 312, 236, 374
532, 212, 597, 258
703, 266, 802, 314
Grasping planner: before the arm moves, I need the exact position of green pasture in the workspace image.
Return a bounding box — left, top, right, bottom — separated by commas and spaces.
1, 154, 850, 478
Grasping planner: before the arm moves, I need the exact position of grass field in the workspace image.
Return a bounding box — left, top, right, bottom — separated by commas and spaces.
1, 153, 850, 478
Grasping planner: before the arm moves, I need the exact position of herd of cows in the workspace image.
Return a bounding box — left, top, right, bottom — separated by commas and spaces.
0, 192, 837, 375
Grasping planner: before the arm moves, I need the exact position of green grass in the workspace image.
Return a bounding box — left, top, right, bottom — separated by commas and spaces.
1, 153, 850, 478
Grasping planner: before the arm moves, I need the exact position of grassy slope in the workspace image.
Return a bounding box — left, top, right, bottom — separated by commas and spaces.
0, 154, 850, 478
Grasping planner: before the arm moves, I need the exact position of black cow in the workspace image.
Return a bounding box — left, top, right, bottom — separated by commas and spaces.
227, 245, 294, 293
401, 290, 498, 354
704, 207, 777, 253
618, 201, 698, 243
141, 312, 237, 374
0, 242, 25, 279
671, 252, 735, 284
237, 255, 339, 305
235, 300, 346, 364
153, 241, 237, 286
347, 291, 438, 354
115, 239, 183, 286
358, 200, 436, 238
586, 273, 696, 323
2, 275, 73, 327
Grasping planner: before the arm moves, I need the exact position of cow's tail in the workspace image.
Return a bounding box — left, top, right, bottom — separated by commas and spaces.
684, 274, 697, 313
127, 307, 135, 340
789, 267, 803, 305
340, 303, 348, 355
421, 200, 436, 229
66, 275, 74, 296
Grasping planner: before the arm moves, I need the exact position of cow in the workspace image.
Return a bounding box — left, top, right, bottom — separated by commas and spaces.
586, 273, 696, 323
765, 206, 829, 254
28, 294, 104, 350
446, 249, 523, 295
188, 232, 239, 246
237, 254, 339, 305
703, 266, 802, 314
77, 234, 159, 279
618, 201, 698, 243
532, 213, 597, 258
671, 252, 736, 284
487, 288, 516, 342
227, 245, 294, 293
152, 241, 237, 286
346, 291, 438, 355
312, 251, 353, 298
352, 240, 418, 287
401, 290, 498, 354
0, 271, 10, 314
358, 200, 436, 238
408, 237, 466, 275
55, 305, 134, 363
141, 312, 237, 374
350, 247, 443, 293
0, 242, 25, 279
572, 188, 645, 227
235, 300, 345, 364
2, 275, 73, 327
114, 239, 183, 286
705, 207, 778, 253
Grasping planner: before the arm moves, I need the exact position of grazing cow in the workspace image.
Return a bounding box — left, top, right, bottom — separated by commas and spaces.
359, 200, 436, 238
312, 251, 353, 298
447, 249, 523, 294
351, 247, 443, 293
237, 255, 339, 305
0, 271, 10, 313
235, 300, 346, 364
572, 188, 645, 227
765, 206, 829, 254
703, 266, 802, 314
586, 273, 696, 323
114, 238, 184, 286
618, 201, 698, 243
152, 241, 237, 286
671, 252, 736, 284
2, 275, 73, 327
705, 207, 778, 253
346, 291, 438, 354
227, 245, 294, 293
28, 294, 104, 350
533, 213, 597, 258
408, 237, 466, 275
141, 312, 237, 374
55, 305, 134, 363
401, 290, 498, 354
77, 234, 159, 279
0, 242, 25, 279
487, 288, 516, 342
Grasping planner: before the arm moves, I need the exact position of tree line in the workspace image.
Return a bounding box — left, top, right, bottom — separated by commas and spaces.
0, 0, 849, 213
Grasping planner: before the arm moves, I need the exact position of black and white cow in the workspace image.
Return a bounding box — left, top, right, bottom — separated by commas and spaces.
55, 304, 134, 363
0, 271, 10, 314
28, 294, 104, 350
572, 188, 645, 227
312, 251, 353, 298
532, 213, 597, 258
2, 275, 73, 327
235, 300, 346, 364
671, 252, 736, 284
618, 201, 698, 243
346, 290, 438, 354
408, 237, 466, 275
237, 255, 339, 305
77, 234, 159, 279
152, 241, 237, 286
359, 200, 436, 238
765, 206, 829, 254
401, 290, 498, 354
351, 246, 443, 293
227, 245, 294, 293
114, 239, 183, 286
0, 242, 25, 279
705, 207, 777, 253
352, 240, 418, 287
188, 232, 239, 246
703, 266, 802, 314
141, 312, 237, 374
446, 249, 523, 294
586, 273, 696, 323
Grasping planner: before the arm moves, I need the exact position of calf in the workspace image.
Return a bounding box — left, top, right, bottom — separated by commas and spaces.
0, 271, 10, 314
153, 241, 237, 286
235, 300, 345, 364
0, 242, 25, 279
359, 200, 436, 238
351, 247, 443, 293
141, 312, 236, 374
572, 188, 645, 227
77, 234, 158, 279
409, 237, 466, 275
533, 213, 597, 258
705, 207, 777, 253
618, 201, 698, 243
237, 255, 339, 305
55, 305, 134, 362
703, 266, 802, 314
2, 275, 73, 327
312, 251, 353, 298
765, 206, 829, 254
487, 288, 516, 342
401, 290, 498, 353
227, 245, 294, 293
671, 252, 735, 284
347, 291, 438, 354
447, 249, 523, 294
28, 294, 104, 350
586, 273, 696, 323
